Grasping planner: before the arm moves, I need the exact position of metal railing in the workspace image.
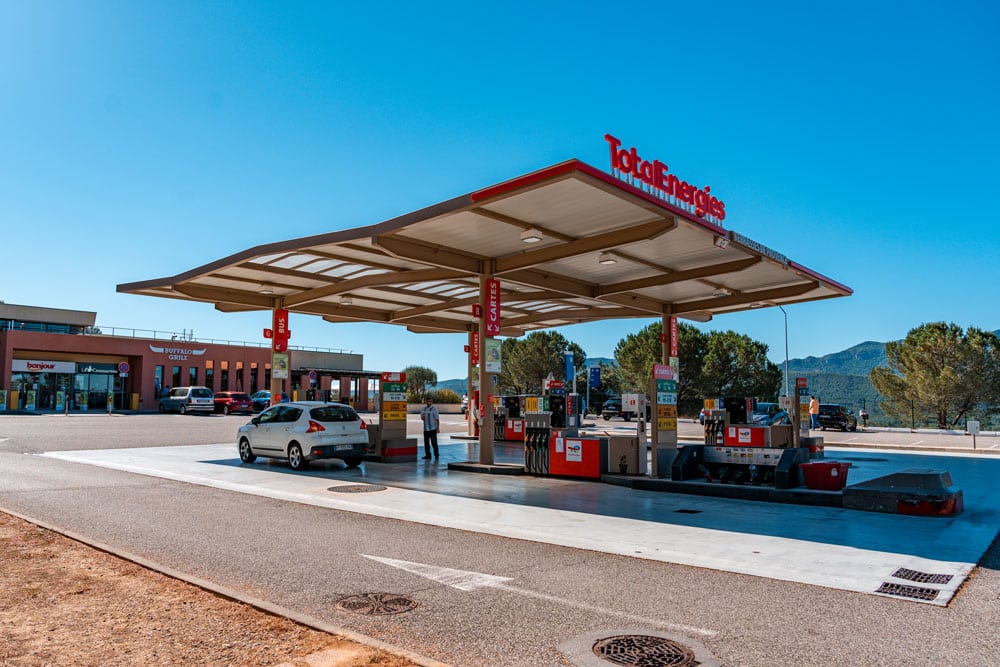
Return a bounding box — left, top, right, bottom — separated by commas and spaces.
85, 326, 353, 355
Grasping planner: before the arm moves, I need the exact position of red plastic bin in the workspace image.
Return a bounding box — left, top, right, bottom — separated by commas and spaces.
799, 461, 851, 491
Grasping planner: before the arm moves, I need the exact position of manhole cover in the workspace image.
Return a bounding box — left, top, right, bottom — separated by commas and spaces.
335, 592, 419, 615
593, 634, 699, 666
327, 484, 387, 493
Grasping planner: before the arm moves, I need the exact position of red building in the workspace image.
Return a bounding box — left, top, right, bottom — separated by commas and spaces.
0, 303, 373, 412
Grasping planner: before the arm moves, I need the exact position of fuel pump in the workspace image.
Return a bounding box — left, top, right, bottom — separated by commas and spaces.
524, 412, 551, 475
548, 395, 566, 429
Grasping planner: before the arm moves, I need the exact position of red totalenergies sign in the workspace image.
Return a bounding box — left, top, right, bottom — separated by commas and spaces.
604, 134, 726, 222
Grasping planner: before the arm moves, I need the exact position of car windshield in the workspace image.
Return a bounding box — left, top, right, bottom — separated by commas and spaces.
229, 393, 250, 400
310, 405, 359, 422
191, 388, 212, 398
753, 403, 777, 416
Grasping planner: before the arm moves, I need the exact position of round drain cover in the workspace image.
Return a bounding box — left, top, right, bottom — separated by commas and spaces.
336, 592, 419, 616
327, 484, 387, 493
593, 634, 699, 666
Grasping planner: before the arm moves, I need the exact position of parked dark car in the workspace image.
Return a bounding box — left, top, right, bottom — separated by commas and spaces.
600, 397, 651, 422
817, 404, 858, 431
214, 391, 253, 415
601, 398, 623, 420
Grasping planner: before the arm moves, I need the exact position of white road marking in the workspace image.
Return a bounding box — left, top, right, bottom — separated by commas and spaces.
364, 555, 718, 638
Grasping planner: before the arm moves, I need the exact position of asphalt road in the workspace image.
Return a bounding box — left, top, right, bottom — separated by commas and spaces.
1, 412, 997, 666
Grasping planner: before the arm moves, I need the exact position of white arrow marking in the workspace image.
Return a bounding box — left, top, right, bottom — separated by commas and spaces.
365, 555, 514, 591
364, 555, 716, 638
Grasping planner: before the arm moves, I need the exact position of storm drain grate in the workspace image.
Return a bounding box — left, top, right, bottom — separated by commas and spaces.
327, 484, 387, 493
674, 509, 703, 514
335, 592, 419, 615
875, 582, 940, 601
593, 634, 699, 666
891, 568, 953, 585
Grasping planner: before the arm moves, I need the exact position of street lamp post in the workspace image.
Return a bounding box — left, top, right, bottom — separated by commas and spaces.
777, 305, 789, 399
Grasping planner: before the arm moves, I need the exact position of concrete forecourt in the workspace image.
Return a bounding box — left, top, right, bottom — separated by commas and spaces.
1, 412, 997, 666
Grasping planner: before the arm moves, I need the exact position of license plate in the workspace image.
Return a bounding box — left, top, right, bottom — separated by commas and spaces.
335, 444, 354, 451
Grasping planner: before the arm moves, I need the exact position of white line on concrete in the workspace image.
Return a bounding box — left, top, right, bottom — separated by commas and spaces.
364, 555, 718, 638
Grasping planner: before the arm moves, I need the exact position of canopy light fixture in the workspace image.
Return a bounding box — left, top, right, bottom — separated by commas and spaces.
598, 252, 618, 265
520, 227, 543, 243
339, 295, 353, 305
258, 286, 274, 295
713, 235, 730, 249
712, 288, 732, 297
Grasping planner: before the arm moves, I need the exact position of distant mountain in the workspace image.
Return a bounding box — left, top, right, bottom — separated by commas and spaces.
433, 378, 469, 394
784, 341, 887, 416
787, 341, 887, 376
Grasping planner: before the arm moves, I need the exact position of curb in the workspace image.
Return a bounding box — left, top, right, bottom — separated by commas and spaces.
0, 506, 449, 667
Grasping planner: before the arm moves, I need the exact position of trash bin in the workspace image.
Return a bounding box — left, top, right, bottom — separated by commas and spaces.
800, 461, 851, 490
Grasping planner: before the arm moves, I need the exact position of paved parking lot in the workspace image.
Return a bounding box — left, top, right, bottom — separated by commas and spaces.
41, 431, 1000, 607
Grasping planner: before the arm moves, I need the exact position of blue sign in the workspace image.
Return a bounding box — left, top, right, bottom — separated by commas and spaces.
589, 365, 601, 388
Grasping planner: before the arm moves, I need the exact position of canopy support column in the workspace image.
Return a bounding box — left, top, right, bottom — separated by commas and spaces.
478, 273, 495, 465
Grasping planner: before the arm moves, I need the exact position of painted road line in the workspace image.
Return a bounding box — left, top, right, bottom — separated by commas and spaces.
364, 555, 718, 639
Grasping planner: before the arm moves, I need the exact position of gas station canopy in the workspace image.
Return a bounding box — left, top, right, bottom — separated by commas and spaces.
117, 160, 851, 333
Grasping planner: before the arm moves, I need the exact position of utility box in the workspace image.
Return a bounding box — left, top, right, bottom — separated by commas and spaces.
608, 436, 646, 475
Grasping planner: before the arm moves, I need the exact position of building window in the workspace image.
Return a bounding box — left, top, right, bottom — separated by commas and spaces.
250, 362, 258, 393
172, 366, 182, 389
154, 366, 164, 397
236, 362, 244, 391
220, 361, 229, 391
205, 361, 214, 391
189, 367, 198, 386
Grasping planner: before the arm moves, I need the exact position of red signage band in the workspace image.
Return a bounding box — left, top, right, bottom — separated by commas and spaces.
470, 331, 480, 365
669, 316, 679, 358
485, 279, 501, 336
272, 308, 290, 351
604, 134, 725, 221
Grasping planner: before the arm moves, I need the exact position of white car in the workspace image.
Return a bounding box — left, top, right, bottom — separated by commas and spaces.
237, 401, 369, 469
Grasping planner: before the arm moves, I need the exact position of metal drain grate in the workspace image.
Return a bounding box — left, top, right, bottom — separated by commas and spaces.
335, 592, 419, 615
674, 509, 702, 514
593, 634, 699, 666
891, 568, 953, 585
875, 582, 940, 601
327, 484, 387, 493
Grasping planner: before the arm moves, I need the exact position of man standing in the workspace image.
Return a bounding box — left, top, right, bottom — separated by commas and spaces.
420, 397, 440, 459
809, 395, 820, 429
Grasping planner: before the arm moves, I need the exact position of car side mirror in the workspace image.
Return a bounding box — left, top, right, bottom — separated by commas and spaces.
251, 416, 260, 426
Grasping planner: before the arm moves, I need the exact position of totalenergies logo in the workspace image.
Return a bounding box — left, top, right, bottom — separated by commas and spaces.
605, 134, 726, 222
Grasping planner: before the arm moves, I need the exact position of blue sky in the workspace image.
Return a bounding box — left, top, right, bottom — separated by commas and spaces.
3, 1, 997, 380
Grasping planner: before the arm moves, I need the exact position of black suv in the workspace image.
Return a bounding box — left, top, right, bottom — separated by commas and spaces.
817, 404, 858, 431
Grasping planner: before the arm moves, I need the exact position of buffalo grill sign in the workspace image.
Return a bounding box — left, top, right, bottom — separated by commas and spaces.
485, 279, 501, 336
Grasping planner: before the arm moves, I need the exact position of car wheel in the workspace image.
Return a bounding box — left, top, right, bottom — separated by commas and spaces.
288, 443, 306, 470
343, 456, 363, 467
623, 414, 631, 422
222, 404, 230, 416
602, 415, 610, 421
179, 405, 187, 415
158, 404, 166, 413
238, 438, 256, 463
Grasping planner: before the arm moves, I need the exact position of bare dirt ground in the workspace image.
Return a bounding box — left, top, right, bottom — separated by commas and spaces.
0, 512, 416, 667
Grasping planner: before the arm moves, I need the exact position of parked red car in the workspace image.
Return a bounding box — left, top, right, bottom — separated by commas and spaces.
214, 391, 253, 415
